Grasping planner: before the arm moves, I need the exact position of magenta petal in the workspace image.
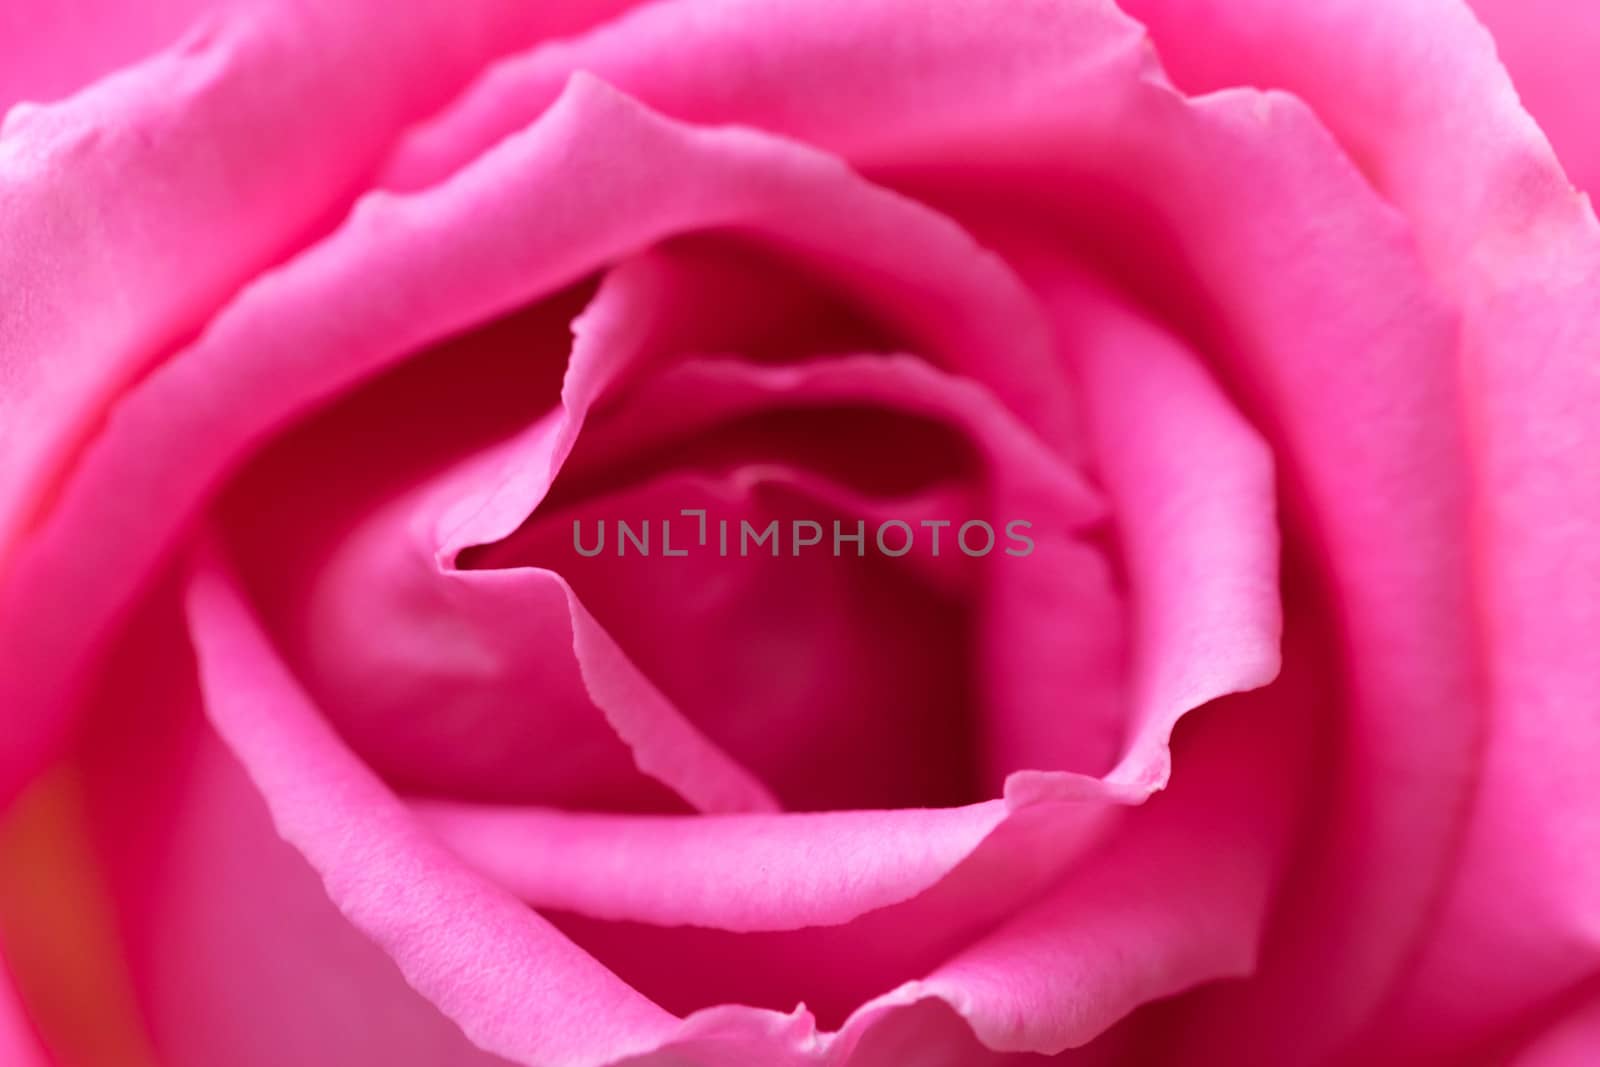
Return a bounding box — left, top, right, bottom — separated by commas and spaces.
184, 545, 682, 1066
1511, 990, 1600, 1067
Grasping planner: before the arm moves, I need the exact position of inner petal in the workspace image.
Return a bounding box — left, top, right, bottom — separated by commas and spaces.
474, 461, 983, 813
463, 348, 1122, 809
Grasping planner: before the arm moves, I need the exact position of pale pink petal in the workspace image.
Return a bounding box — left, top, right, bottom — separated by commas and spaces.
184, 546, 685, 1066
835, 1001, 1096, 1067
560, 576, 780, 813
414, 800, 1011, 932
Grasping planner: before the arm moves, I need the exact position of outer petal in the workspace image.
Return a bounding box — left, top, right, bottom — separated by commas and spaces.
1108, 0, 1600, 1056
0, 0, 635, 562
0, 0, 647, 802
75, 599, 522, 1067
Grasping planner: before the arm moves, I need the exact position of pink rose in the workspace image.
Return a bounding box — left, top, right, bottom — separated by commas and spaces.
1, 1, 1596, 1064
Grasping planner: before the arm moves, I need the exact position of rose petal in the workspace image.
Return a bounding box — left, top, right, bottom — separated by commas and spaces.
0, 73, 1072, 810
70, 585, 521, 1067
216, 290, 700, 812
0, 0, 650, 803
1022, 263, 1281, 794
1109, 0, 1600, 1055
429, 3, 1471, 1058
1510, 988, 1600, 1067
485, 350, 1118, 791
412, 800, 1012, 932
184, 544, 684, 1066
378, 31, 1477, 1047
485, 467, 985, 813
1466, 0, 1600, 196
0, 0, 635, 566
832, 669, 1310, 1059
